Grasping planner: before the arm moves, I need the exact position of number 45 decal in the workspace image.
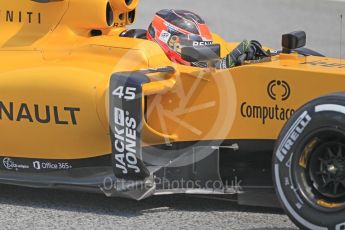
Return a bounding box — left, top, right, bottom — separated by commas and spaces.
112, 86, 137, 100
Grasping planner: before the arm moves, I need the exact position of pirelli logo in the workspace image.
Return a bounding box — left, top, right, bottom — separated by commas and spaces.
276, 111, 312, 162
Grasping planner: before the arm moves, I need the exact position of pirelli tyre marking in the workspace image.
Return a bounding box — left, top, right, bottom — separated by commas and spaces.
274, 165, 327, 230
275, 110, 327, 230
315, 104, 345, 114
336, 223, 345, 230
276, 111, 312, 162
275, 98, 345, 230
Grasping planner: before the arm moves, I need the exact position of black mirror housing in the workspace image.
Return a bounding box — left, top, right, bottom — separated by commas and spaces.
282, 31, 306, 54
181, 44, 221, 63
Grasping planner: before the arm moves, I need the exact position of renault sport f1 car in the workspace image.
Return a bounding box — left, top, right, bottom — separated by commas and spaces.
0, 0, 345, 229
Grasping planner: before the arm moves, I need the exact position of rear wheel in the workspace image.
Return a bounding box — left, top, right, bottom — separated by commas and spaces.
273, 94, 345, 230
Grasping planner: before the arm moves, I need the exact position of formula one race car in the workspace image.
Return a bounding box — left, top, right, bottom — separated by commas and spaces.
0, 0, 344, 229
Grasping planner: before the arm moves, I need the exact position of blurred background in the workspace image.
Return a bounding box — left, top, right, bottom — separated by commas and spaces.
132, 0, 345, 58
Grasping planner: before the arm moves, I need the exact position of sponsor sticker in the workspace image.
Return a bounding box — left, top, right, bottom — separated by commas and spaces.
0, 156, 108, 172
192, 40, 213, 46
113, 106, 140, 175
240, 80, 295, 124
109, 73, 151, 180
2, 157, 29, 171
32, 161, 72, 170
267, 80, 291, 101
276, 111, 312, 162
240, 103, 294, 124
4, 10, 42, 24
0, 101, 80, 125
302, 61, 345, 69
159, 30, 171, 43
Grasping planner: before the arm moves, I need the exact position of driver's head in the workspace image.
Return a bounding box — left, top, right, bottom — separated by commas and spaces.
147, 9, 213, 65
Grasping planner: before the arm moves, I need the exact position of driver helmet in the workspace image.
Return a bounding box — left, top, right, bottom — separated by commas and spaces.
147, 9, 213, 65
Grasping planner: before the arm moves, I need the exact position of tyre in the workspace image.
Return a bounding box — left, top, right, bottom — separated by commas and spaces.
273, 93, 345, 230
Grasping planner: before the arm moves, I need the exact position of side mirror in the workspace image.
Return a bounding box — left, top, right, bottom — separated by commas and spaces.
181, 44, 221, 63
282, 31, 306, 54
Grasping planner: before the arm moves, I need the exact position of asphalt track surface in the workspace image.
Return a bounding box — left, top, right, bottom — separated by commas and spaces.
0, 184, 296, 230
3, 1, 345, 229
